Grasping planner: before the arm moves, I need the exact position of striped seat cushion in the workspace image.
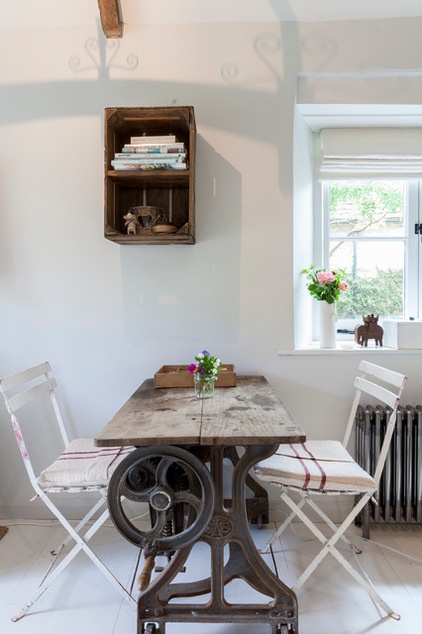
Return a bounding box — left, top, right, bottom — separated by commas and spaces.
37, 439, 135, 488
254, 441, 375, 493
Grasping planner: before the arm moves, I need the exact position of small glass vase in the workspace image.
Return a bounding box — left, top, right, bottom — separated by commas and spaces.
193, 373, 215, 398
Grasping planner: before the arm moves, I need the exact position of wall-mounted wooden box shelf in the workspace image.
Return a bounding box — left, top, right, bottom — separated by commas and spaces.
104, 106, 196, 245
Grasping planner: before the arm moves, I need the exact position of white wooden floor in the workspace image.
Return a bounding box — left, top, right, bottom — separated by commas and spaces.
0, 518, 421, 634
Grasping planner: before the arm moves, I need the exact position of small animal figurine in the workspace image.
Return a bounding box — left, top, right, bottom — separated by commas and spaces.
354, 314, 383, 347
124, 211, 139, 235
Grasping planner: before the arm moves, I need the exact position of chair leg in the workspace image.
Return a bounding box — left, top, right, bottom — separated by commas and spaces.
328, 540, 400, 620
51, 493, 107, 556
262, 489, 359, 554
12, 495, 136, 621
305, 496, 362, 554
288, 491, 370, 587
260, 494, 308, 553
279, 491, 400, 620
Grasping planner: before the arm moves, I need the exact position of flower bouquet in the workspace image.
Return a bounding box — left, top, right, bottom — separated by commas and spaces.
188, 350, 221, 398
302, 265, 349, 348
302, 265, 349, 304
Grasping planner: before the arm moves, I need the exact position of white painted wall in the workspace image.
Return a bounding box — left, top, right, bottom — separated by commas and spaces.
1, 17, 422, 518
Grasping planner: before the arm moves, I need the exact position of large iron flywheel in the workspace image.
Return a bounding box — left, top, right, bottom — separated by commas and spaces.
107, 446, 215, 552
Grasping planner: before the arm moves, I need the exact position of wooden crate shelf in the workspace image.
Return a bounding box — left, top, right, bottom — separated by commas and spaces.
104, 106, 196, 245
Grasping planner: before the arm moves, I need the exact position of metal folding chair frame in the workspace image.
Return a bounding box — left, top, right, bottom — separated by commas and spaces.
257, 361, 407, 620
0, 362, 137, 621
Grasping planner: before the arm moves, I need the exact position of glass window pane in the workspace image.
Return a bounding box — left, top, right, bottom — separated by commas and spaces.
329, 180, 405, 239
330, 240, 404, 320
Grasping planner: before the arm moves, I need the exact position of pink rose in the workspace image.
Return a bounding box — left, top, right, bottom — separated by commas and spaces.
339, 281, 349, 291
317, 271, 336, 285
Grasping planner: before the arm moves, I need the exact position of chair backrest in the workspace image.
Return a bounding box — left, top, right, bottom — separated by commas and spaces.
0, 362, 70, 487
342, 360, 407, 485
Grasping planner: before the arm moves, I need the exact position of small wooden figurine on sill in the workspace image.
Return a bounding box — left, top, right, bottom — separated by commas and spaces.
354, 314, 383, 347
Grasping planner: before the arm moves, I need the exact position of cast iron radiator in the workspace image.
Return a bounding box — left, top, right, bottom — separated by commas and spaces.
355, 404, 422, 538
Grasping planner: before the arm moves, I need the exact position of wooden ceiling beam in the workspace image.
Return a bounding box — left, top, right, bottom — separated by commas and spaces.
97, 0, 123, 38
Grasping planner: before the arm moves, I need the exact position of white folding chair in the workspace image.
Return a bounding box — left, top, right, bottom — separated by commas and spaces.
254, 361, 407, 620
0, 362, 137, 620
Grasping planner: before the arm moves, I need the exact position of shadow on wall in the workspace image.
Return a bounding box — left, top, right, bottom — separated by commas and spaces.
0, 13, 301, 194
0, 7, 304, 346
120, 136, 242, 344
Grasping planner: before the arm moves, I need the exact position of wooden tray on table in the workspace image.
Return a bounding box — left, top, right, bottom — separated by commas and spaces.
154, 364, 236, 388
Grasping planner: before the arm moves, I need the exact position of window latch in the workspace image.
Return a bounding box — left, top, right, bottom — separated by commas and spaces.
415, 223, 422, 235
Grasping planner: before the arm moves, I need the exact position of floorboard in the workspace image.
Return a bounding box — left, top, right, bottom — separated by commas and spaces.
0, 520, 421, 634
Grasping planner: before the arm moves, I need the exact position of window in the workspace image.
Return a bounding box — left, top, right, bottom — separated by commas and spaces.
321, 180, 421, 336
313, 127, 422, 340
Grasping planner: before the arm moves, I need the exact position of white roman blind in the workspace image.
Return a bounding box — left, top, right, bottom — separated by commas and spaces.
316, 128, 422, 180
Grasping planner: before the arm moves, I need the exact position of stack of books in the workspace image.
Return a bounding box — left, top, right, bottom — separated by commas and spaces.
111, 134, 187, 171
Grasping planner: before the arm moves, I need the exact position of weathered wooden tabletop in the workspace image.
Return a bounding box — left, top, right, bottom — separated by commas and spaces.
94, 375, 305, 447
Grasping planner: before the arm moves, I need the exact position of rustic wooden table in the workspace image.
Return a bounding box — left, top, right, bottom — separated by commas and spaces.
95, 375, 305, 634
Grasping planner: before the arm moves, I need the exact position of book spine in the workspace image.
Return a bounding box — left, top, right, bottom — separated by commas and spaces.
112, 155, 185, 165
115, 152, 186, 159
129, 135, 176, 144
123, 143, 185, 154
112, 163, 187, 171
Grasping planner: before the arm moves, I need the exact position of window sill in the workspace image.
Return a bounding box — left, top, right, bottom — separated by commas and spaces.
278, 343, 422, 356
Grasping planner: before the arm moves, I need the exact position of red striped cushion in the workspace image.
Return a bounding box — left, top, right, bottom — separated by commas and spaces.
255, 441, 375, 493
37, 439, 134, 488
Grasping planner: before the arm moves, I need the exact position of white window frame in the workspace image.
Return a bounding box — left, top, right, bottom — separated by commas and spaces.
314, 179, 422, 330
